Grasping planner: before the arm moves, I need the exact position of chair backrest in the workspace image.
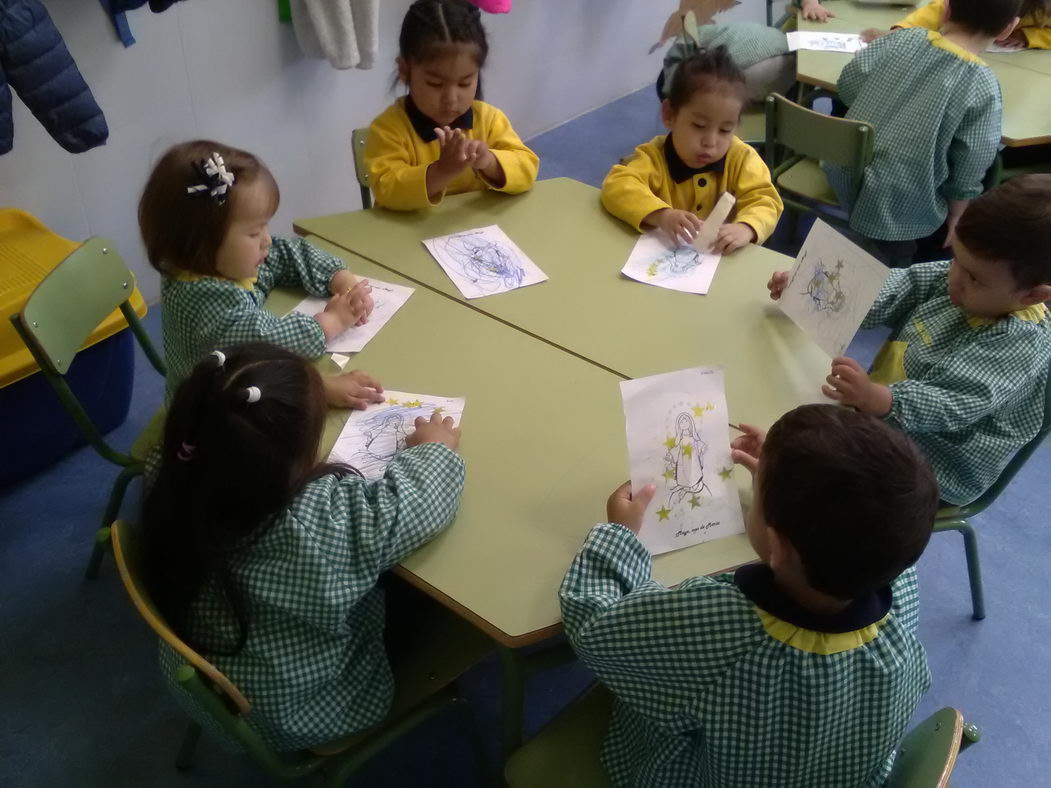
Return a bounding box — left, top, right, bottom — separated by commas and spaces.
886, 707, 964, 787
351, 127, 373, 209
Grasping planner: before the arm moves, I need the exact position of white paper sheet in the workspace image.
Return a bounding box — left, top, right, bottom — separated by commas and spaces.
786, 31, 866, 53
620, 366, 745, 556
986, 43, 1023, 53
422, 225, 548, 299
777, 220, 891, 358
621, 232, 722, 295
293, 278, 414, 354
328, 391, 465, 480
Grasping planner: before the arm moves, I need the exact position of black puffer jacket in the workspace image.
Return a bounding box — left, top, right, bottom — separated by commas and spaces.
0, 0, 108, 155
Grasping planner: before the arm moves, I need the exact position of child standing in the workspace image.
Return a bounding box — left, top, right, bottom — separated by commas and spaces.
865, 0, 1050, 50
140, 140, 382, 407
365, 0, 539, 211
824, 0, 1022, 267
603, 47, 783, 255
144, 344, 465, 751
561, 405, 938, 786
769, 176, 1051, 506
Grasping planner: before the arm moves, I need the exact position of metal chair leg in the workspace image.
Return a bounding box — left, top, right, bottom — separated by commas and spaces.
500, 646, 526, 760
451, 696, 496, 786
175, 721, 202, 770
85, 465, 140, 580
958, 522, 986, 621
84, 527, 111, 581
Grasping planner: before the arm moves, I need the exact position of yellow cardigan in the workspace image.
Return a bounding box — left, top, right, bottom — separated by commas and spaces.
364, 97, 539, 211
601, 134, 783, 243
897, 1, 1051, 49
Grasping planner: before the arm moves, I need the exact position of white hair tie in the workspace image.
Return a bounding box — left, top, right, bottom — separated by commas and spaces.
244, 386, 262, 404
210, 350, 226, 367
187, 153, 236, 205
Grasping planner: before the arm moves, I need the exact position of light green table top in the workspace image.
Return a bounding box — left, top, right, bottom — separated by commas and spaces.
267, 236, 758, 647
295, 178, 831, 435
797, 2, 1051, 146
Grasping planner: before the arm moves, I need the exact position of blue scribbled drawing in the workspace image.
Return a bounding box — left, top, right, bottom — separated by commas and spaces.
646, 246, 702, 281
440, 231, 525, 292
803, 255, 848, 314
349, 404, 423, 478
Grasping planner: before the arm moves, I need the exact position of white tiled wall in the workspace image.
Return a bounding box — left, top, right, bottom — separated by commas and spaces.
0, 0, 762, 301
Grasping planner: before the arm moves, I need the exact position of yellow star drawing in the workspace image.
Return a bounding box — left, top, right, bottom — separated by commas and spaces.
432, 407, 444, 415
657, 506, 671, 521
647, 262, 658, 277
689, 496, 701, 509
405, 399, 423, 408
664, 436, 677, 449
719, 466, 734, 480
386, 398, 399, 406
692, 404, 705, 417
663, 468, 676, 481
682, 444, 693, 457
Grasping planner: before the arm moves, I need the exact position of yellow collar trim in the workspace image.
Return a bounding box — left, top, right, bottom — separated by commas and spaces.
927, 30, 987, 66
169, 267, 257, 291
756, 608, 888, 655
966, 302, 1049, 328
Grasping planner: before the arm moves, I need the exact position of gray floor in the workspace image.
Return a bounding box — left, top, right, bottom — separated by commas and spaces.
1, 86, 1048, 785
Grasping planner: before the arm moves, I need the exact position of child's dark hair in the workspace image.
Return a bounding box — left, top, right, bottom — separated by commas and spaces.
400, 0, 489, 69
956, 174, 1051, 289
666, 46, 747, 111
139, 140, 279, 277
1022, 0, 1050, 23
949, 0, 1024, 36
142, 343, 354, 656
758, 405, 938, 600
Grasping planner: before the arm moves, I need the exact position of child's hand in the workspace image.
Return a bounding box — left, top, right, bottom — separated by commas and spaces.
606, 481, 657, 535
730, 424, 766, 476
860, 27, 889, 43
322, 370, 385, 410
322, 280, 372, 333
713, 222, 756, 255
433, 127, 471, 177
647, 208, 704, 247
463, 138, 496, 172
823, 357, 893, 416
330, 271, 374, 325
995, 28, 1027, 48
405, 411, 461, 451
801, 0, 834, 22
767, 271, 790, 300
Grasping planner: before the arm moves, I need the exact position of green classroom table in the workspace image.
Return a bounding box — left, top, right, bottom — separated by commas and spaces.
797, 1, 1051, 147
295, 178, 832, 437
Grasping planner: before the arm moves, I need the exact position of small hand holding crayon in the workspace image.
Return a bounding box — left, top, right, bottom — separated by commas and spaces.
730, 423, 766, 476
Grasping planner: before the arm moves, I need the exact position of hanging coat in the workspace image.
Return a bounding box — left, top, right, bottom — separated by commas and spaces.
291, 0, 378, 70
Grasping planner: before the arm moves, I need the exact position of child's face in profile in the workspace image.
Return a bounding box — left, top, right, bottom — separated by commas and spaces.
662, 89, 742, 169
215, 178, 274, 281
946, 238, 1038, 318
399, 48, 480, 127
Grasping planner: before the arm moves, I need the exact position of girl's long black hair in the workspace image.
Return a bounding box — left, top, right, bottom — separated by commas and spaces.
398, 0, 489, 97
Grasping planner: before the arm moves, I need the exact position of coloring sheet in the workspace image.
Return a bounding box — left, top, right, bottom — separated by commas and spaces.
422, 225, 548, 299
786, 31, 866, 53
293, 279, 414, 353
778, 220, 890, 358
328, 391, 465, 480
621, 231, 722, 295
620, 366, 745, 556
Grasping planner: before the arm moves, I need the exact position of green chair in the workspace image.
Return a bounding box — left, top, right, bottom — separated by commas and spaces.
505, 685, 980, 788
352, 127, 373, 210
933, 369, 1051, 621
9, 237, 167, 579
110, 518, 495, 785
764, 92, 875, 236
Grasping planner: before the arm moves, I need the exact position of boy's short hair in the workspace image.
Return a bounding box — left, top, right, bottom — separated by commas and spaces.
949, 0, 1023, 36
956, 175, 1051, 289
758, 405, 939, 600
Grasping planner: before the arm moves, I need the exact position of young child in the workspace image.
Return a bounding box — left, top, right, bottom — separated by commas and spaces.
603, 47, 783, 255
144, 343, 464, 751
560, 404, 938, 786
864, 0, 1050, 50
140, 140, 382, 407
364, 0, 539, 211
824, 0, 1022, 268
769, 175, 1051, 506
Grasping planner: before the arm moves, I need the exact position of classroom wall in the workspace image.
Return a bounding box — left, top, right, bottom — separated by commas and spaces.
0, 0, 763, 302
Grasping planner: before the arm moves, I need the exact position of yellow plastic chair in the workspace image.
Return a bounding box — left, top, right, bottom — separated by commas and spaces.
110, 518, 496, 785
505, 685, 980, 788
351, 127, 372, 210
9, 236, 166, 579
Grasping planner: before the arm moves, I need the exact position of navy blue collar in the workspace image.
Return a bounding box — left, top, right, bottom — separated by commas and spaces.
734, 563, 892, 634
663, 134, 727, 183
404, 96, 474, 143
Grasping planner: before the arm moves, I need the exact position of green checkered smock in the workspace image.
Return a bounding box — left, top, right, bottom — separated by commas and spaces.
863, 261, 1051, 505
158, 443, 465, 752
560, 523, 930, 787
662, 23, 789, 96
823, 28, 1001, 242
160, 236, 344, 400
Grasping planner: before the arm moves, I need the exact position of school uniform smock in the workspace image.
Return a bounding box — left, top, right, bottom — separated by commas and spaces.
560, 523, 930, 787
365, 96, 539, 211
160, 236, 343, 400
823, 29, 1001, 242
158, 442, 465, 752
863, 260, 1051, 506
897, 1, 1051, 50
601, 134, 783, 244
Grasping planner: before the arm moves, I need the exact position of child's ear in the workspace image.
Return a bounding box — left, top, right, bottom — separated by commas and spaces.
660, 99, 675, 131
766, 527, 797, 574
941, 0, 952, 25
997, 16, 1022, 41
396, 56, 410, 85
1020, 283, 1051, 307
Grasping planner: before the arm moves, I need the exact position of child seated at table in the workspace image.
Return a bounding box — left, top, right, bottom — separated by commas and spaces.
560, 404, 938, 786
144, 343, 465, 751
864, 0, 1050, 50
825, 0, 1022, 268
603, 46, 783, 255
364, 0, 538, 211
769, 175, 1051, 506
139, 140, 382, 408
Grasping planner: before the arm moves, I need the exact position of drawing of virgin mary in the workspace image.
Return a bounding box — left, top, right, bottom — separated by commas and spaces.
665, 412, 710, 504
